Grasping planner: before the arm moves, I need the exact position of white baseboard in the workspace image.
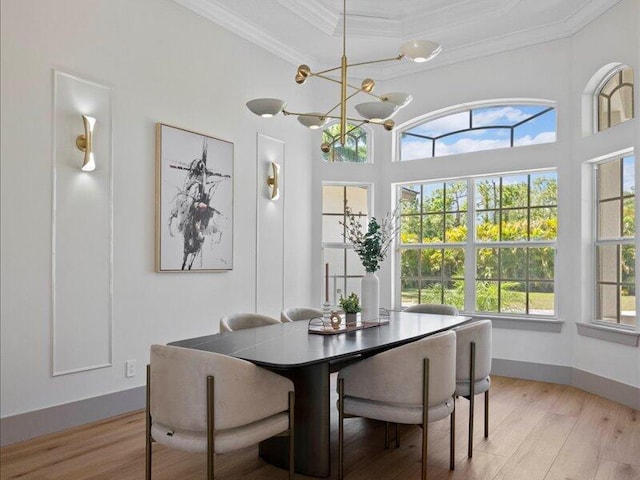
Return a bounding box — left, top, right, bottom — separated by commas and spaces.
0, 386, 145, 447
492, 358, 640, 410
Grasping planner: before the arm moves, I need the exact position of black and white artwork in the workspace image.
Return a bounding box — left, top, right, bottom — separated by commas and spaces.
156, 124, 233, 272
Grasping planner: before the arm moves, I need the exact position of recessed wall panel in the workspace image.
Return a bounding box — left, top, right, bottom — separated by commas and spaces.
256, 134, 285, 317
52, 71, 113, 376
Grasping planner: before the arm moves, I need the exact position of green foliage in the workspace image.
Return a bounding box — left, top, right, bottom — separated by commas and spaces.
342, 207, 399, 273
399, 173, 558, 312
322, 124, 367, 163
339, 292, 361, 313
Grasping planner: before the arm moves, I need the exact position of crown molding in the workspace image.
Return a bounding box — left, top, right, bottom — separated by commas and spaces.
173, 0, 311, 66
562, 0, 622, 35
372, 21, 571, 80
402, 0, 521, 39
173, 0, 623, 80
275, 0, 340, 36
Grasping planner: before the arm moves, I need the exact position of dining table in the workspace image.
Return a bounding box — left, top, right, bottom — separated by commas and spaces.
169, 310, 471, 477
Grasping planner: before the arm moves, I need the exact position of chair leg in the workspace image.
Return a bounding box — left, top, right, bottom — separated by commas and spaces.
338, 377, 345, 480
395, 422, 400, 449
450, 397, 455, 470
145, 365, 152, 480
207, 376, 215, 480
422, 358, 430, 480
484, 389, 489, 438
288, 391, 295, 480
468, 342, 476, 459
384, 422, 389, 450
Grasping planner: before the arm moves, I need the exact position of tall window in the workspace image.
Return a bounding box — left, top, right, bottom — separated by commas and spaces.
399, 181, 467, 310
399, 104, 557, 161
322, 185, 369, 304
594, 155, 636, 327
475, 173, 557, 315
322, 123, 369, 163
597, 67, 634, 132
398, 171, 558, 316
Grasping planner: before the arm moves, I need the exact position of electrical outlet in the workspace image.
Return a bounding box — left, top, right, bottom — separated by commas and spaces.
125, 359, 136, 378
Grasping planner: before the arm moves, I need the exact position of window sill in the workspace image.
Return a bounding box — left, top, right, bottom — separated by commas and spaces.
394, 308, 564, 333
576, 322, 640, 346
468, 314, 564, 332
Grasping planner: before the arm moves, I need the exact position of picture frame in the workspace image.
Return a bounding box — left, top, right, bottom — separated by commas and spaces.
155, 123, 233, 272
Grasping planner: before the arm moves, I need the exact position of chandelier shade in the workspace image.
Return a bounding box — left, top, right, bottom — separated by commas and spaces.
297, 113, 329, 129
246, 98, 286, 118
400, 40, 442, 63
355, 102, 398, 122
245, 0, 441, 156
380, 92, 413, 107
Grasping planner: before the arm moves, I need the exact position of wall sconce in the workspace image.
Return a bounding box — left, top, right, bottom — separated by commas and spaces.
266, 162, 280, 200
76, 115, 96, 171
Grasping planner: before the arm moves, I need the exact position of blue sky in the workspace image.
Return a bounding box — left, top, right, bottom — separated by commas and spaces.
401, 105, 557, 160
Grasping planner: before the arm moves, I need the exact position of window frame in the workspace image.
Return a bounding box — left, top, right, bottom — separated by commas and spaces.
394, 99, 557, 163
594, 66, 635, 133
395, 169, 558, 319
321, 182, 373, 305
591, 152, 638, 331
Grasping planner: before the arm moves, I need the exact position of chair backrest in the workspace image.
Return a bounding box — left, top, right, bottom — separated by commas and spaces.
281, 307, 323, 322
404, 303, 459, 315
219, 313, 280, 332
338, 330, 456, 408
150, 345, 293, 432
453, 320, 492, 382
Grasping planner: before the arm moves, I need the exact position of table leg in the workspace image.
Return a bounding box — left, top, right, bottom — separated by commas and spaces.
259, 362, 331, 477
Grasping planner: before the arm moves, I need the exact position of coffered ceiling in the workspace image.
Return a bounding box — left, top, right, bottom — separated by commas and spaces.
174, 0, 622, 79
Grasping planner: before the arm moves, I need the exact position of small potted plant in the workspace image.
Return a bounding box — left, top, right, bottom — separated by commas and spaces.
339, 292, 361, 326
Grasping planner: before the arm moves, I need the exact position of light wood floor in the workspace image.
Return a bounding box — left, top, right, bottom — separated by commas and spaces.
1, 376, 639, 480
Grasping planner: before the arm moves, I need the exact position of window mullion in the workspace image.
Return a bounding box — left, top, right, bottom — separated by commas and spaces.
465, 178, 475, 313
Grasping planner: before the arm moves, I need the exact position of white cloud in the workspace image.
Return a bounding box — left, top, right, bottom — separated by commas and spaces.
437, 137, 510, 156
473, 106, 531, 127
408, 111, 469, 137
401, 129, 556, 161
513, 131, 556, 146
401, 138, 433, 160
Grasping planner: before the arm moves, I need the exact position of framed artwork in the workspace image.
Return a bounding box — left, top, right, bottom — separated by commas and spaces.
156, 123, 233, 272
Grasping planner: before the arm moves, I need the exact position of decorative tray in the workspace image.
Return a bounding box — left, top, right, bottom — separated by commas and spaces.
308, 310, 390, 335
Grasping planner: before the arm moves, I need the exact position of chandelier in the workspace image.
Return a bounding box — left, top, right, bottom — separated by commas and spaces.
246, 0, 442, 155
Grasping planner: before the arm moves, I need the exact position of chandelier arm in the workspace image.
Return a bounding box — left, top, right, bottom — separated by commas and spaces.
312, 66, 342, 76
346, 54, 404, 69
323, 89, 365, 117
283, 110, 367, 125
313, 74, 370, 96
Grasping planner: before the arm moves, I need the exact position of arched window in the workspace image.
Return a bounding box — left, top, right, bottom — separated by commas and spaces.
322, 122, 370, 163
597, 66, 634, 132
399, 103, 557, 161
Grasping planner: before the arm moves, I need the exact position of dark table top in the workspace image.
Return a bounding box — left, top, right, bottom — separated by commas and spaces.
169, 311, 471, 369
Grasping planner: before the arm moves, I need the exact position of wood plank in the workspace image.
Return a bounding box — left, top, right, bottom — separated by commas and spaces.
593, 460, 640, 480
601, 404, 640, 467
544, 393, 619, 480
492, 412, 576, 480
474, 382, 562, 457
1, 378, 638, 480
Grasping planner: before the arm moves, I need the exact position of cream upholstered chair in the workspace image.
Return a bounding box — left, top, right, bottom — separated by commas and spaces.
281, 307, 323, 323
404, 303, 459, 315
219, 313, 280, 332
453, 319, 492, 458
146, 345, 294, 480
337, 331, 456, 480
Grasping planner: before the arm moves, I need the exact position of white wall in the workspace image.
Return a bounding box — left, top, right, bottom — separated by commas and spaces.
0, 0, 314, 418
312, 0, 639, 387
570, 0, 640, 387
